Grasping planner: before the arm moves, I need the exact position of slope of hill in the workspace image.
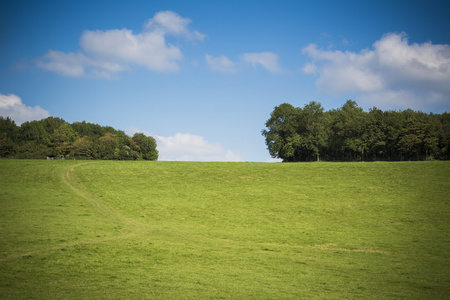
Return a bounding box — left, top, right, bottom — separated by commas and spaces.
1, 160, 449, 298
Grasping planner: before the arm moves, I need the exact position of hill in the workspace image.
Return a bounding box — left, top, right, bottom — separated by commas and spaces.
1, 160, 449, 298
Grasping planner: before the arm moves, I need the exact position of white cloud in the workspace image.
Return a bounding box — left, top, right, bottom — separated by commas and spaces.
302, 32, 450, 110
205, 54, 236, 73
156, 133, 243, 162
36, 11, 205, 78
36, 50, 127, 79
145, 11, 206, 41
266, 157, 282, 163
125, 127, 242, 161
206, 51, 283, 73
80, 29, 182, 72
302, 62, 318, 75
359, 89, 446, 110
125, 125, 152, 137
125, 126, 243, 161
241, 52, 282, 73
0, 94, 50, 125
302, 43, 382, 93
36, 51, 88, 77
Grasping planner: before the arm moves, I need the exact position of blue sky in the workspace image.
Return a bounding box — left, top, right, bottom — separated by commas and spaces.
1, 0, 449, 162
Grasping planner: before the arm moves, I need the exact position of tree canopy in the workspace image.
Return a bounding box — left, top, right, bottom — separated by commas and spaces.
263, 100, 449, 162
0, 117, 158, 160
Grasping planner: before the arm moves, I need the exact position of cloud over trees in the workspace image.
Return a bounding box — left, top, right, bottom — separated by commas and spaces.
156, 133, 243, 162
0, 94, 50, 125
302, 33, 450, 110
126, 127, 243, 162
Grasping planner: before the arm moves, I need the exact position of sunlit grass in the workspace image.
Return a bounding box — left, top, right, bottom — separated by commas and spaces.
1, 160, 449, 298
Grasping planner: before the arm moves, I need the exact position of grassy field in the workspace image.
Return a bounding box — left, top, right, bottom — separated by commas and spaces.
0, 160, 449, 299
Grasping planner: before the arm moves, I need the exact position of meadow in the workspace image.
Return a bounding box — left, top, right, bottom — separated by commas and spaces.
0, 159, 449, 299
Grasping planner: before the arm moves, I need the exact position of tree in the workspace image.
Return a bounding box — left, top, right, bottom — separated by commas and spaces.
71, 121, 104, 139
132, 133, 158, 160
0, 117, 18, 157
398, 118, 437, 160
263, 102, 329, 162
18, 120, 49, 145
0, 117, 18, 141
42, 117, 66, 135
364, 107, 387, 160
0, 116, 159, 160
16, 141, 50, 158
262, 103, 300, 161
437, 112, 450, 160
50, 123, 78, 157
96, 133, 118, 159
297, 101, 327, 161
71, 136, 93, 158
0, 136, 16, 157
263, 100, 449, 162
329, 100, 367, 161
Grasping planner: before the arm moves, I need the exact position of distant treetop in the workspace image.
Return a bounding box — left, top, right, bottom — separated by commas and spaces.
0, 117, 158, 160
263, 100, 449, 162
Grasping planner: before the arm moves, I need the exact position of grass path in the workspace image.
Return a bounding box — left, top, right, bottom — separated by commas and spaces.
0, 162, 143, 263
61, 162, 142, 228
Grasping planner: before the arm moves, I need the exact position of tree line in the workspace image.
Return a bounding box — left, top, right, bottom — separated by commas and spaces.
0, 117, 158, 160
262, 100, 450, 162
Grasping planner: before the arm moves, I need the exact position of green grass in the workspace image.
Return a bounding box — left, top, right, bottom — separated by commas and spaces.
0, 160, 449, 299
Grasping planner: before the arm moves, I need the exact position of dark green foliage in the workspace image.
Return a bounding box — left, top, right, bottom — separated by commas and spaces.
0, 117, 18, 157
263, 100, 449, 162
262, 103, 300, 161
0, 117, 158, 160
132, 133, 159, 160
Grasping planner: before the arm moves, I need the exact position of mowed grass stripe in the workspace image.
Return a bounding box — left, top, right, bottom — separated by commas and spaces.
0, 160, 449, 299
